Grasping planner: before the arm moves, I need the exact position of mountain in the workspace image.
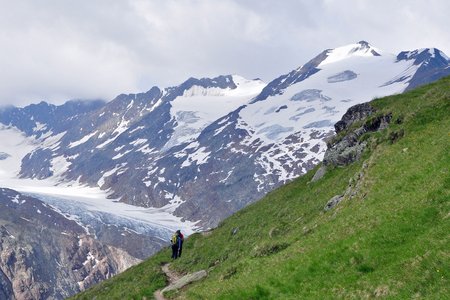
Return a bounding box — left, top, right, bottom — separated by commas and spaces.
0, 99, 106, 139
0, 188, 140, 299
2, 42, 448, 230
0, 42, 449, 298
0, 74, 266, 230
72, 76, 450, 299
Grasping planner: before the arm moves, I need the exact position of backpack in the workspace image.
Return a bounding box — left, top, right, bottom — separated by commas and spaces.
171, 234, 178, 245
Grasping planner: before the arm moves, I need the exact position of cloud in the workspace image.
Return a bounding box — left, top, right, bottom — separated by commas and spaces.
0, 0, 448, 106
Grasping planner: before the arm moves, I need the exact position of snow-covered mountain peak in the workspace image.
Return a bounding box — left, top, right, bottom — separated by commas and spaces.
227, 75, 266, 97
397, 47, 449, 65
163, 75, 265, 150
319, 41, 382, 66
181, 75, 265, 98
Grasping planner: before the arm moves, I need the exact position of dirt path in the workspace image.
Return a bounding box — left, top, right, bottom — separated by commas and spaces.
153, 263, 180, 300
162, 263, 180, 284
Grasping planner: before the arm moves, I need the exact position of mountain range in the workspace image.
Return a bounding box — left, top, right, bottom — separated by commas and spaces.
0, 41, 449, 299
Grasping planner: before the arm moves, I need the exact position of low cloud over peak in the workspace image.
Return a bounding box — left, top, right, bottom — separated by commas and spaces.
0, 0, 449, 106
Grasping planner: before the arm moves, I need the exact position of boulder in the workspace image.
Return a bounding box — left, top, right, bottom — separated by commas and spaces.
311, 165, 327, 182
161, 270, 207, 294
334, 103, 374, 133
324, 195, 344, 211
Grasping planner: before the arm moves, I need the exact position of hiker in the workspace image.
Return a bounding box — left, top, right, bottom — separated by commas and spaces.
171, 231, 179, 259
177, 230, 184, 258
171, 230, 184, 259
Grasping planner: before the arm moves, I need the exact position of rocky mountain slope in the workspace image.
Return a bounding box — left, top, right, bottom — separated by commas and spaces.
72, 76, 450, 299
1, 42, 448, 230
0, 188, 140, 299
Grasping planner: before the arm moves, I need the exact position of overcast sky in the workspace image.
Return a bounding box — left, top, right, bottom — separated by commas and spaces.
0, 0, 448, 106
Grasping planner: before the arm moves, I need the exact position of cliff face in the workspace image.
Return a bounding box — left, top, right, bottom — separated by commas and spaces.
0, 188, 140, 300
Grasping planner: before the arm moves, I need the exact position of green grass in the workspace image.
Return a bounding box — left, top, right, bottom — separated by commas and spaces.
72, 77, 450, 299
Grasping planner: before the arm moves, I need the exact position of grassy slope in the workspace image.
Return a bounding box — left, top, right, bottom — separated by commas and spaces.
72, 77, 449, 300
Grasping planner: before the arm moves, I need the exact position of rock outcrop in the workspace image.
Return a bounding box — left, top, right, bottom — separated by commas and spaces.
323, 103, 391, 167
318, 101, 396, 210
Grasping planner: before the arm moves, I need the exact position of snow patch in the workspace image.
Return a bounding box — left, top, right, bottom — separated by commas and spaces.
96, 136, 116, 149
33, 122, 47, 132
130, 139, 147, 146
97, 167, 120, 188
182, 147, 210, 167
112, 149, 132, 160
11, 195, 20, 204
50, 155, 71, 179
68, 131, 98, 148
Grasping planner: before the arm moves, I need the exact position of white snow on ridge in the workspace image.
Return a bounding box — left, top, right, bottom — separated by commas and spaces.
112, 117, 130, 137
33, 122, 47, 132
112, 149, 132, 160
68, 131, 98, 148
96, 136, 116, 149
181, 146, 210, 167
130, 138, 147, 146
320, 42, 382, 66
164, 75, 265, 150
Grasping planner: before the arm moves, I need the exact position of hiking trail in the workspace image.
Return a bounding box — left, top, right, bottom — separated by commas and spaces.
154, 263, 180, 300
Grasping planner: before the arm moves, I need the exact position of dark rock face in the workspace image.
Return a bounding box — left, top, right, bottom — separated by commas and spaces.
0, 268, 14, 300
334, 103, 374, 133
311, 165, 327, 182
0, 188, 140, 300
19, 149, 54, 179
354, 41, 381, 56
0, 100, 105, 138
323, 103, 391, 167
